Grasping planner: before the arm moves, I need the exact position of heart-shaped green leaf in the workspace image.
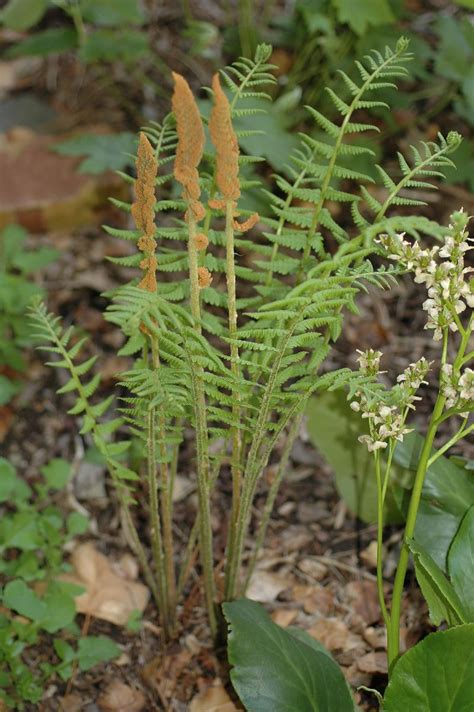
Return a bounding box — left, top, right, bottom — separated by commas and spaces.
383, 624, 474, 711
448, 506, 474, 620
394, 432, 474, 570
408, 539, 468, 626
224, 598, 356, 712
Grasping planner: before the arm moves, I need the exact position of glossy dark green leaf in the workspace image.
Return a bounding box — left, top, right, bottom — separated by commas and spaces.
383, 625, 474, 711
394, 432, 474, 570
1, 0, 46, 31
53, 132, 136, 174
448, 506, 474, 620
408, 539, 468, 626
81, 0, 144, 26
6, 27, 77, 58
305, 391, 407, 523
224, 598, 356, 712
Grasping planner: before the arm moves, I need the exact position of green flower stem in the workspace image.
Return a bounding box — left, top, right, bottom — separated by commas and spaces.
187, 214, 217, 636
224, 200, 244, 601
375, 453, 390, 630
388, 329, 450, 667
427, 420, 474, 467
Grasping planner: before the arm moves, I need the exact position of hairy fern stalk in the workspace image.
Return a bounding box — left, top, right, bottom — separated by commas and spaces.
30, 39, 461, 637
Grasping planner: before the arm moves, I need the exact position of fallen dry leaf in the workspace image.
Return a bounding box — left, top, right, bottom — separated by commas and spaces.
60, 542, 149, 626
360, 541, 378, 569
297, 557, 328, 581
357, 651, 388, 675
363, 626, 387, 650
303, 586, 334, 616
98, 680, 146, 712
59, 694, 83, 712
246, 570, 288, 603
271, 608, 298, 627
190, 681, 238, 712
308, 618, 361, 651
344, 581, 381, 625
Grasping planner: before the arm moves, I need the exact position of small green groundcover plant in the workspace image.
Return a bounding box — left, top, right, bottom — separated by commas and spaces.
28, 37, 472, 705
0, 457, 120, 708
0, 224, 58, 405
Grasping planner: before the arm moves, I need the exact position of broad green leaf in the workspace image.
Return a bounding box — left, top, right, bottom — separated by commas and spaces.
2, 580, 46, 621
454, 0, 474, 7
394, 432, 474, 570
77, 636, 120, 671
224, 598, 356, 712
448, 506, 474, 620
52, 132, 136, 174
40, 458, 71, 490
435, 16, 474, 83
81, 0, 144, 26
1, 224, 27, 265
306, 391, 407, 523
78, 29, 149, 64
383, 624, 474, 711
1, 0, 47, 31
6, 27, 77, 58
12, 247, 59, 273
408, 539, 468, 626
332, 0, 394, 36
0, 457, 17, 502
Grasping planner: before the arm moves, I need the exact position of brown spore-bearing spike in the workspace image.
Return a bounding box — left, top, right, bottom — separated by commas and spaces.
132, 132, 158, 293
197, 266, 213, 288
171, 72, 206, 223
194, 232, 209, 251
208, 74, 258, 232
209, 73, 240, 203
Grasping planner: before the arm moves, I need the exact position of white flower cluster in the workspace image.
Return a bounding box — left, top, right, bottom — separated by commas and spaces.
351, 354, 430, 452
356, 348, 383, 376
441, 364, 474, 415
377, 210, 474, 340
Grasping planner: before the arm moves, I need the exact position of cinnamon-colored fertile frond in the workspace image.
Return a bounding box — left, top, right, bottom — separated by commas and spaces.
132, 132, 158, 292
194, 232, 209, 251
197, 266, 213, 288
208, 74, 240, 203
172, 72, 206, 222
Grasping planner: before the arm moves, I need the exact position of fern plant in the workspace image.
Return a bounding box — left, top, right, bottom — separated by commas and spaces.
30, 40, 461, 638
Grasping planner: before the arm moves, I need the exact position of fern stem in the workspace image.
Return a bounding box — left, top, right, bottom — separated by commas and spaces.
150, 336, 177, 627
243, 412, 302, 591
224, 200, 244, 600
187, 214, 217, 636
225, 323, 296, 599
146, 404, 171, 636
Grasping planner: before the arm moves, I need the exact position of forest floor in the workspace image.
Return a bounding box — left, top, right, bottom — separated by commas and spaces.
1, 2, 474, 710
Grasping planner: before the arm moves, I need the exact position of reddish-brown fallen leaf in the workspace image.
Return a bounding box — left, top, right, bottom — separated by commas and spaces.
309, 618, 361, 651
0, 128, 127, 232
98, 680, 146, 712
246, 570, 288, 603
302, 586, 334, 616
